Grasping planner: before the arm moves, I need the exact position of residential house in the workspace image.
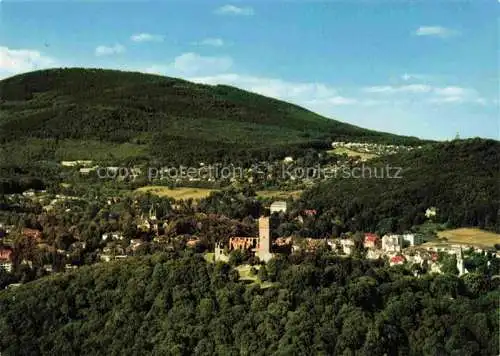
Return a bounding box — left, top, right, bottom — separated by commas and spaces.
186, 238, 201, 248
402, 233, 422, 247
275, 237, 292, 247
69, 241, 87, 251
390, 255, 406, 266
129, 239, 144, 251
0, 247, 13, 272
297, 210, 317, 223
303, 209, 317, 217
22, 228, 43, 242
366, 249, 384, 260
79, 166, 98, 174
340, 238, 355, 255
61, 160, 93, 167
101, 232, 124, 242
22, 189, 36, 197
364, 233, 380, 249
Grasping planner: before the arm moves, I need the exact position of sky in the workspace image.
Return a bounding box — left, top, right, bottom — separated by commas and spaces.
0, 0, 498, 140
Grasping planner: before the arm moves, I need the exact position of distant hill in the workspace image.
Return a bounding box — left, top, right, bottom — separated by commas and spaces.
0, 68, 423, 165
298, 138, 500, 234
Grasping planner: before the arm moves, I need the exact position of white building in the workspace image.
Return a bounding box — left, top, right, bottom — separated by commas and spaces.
425, 207, 437, 219
102, 232, 124, 241
22, 189, 36, 197
382, 234, 403, 252
0, 261, 12, 273
270, 201, 287, 214
79, 166, 98, 174
340, 239, 355, 255
402, 233, 423, 247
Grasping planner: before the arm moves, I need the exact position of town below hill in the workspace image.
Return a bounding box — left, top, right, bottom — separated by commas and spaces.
0, 69, 498, 355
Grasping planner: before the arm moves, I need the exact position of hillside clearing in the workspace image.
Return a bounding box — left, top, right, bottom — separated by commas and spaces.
236, 265, 274, 289
436, 228, 500, 248
135, 186, 302, 200
328, 147, 378, 161
255, 190, 302, 199
135, 186, 215, 200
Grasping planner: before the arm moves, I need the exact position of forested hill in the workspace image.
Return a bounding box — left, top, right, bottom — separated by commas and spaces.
0, 68, 422, 164
298, 138, 500, 234
0, 252, 498, 355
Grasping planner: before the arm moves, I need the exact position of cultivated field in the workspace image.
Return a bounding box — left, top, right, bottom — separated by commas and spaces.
255, 190, 302, 199
135, 186, 215, 199
136, 186, 302, 200
436, 228, 500, 248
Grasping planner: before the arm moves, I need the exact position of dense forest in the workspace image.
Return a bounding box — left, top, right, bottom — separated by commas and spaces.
0, 68, 424, 165
298, 139, 500, 234
0, 251, 498, 355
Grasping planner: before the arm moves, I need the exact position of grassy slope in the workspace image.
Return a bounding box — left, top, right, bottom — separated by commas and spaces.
0, 68, 423, 164
134, 186, 302, 201
328, 147, 379, 161
135, 186, 215, 200
436, 228, 500, 248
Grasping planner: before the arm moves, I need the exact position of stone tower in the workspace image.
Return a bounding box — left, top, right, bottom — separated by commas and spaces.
456, 247, 465, 276
257, 216, 273, 262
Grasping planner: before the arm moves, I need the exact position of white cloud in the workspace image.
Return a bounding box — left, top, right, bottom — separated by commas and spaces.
363, 83, 486, 105
401, 73, 431, 82
144, 52, 233, 76
0, 46, 55, 75
306, 96, 359, 106
172, 53, 232, 75
130, 33, 164, 42
414, 26, 459, 38
187, 73, 340, 103
195, 38, 225, 47
214, 4, 254, 16
428, 96, 464, 104
95, 44, 125, 56
429, 86, 487, 104
433, 86, 469, 97
363, 84, 432, 94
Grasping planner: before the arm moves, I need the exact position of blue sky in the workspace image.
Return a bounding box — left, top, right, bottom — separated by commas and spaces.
0, 1, 498, 140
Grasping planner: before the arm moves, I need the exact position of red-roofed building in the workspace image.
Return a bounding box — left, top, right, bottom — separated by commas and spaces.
303, 210, 317, 216
186, 238, 201, 248
0, 247, 12, 261
274, 237, 292, 247
390, 255, 406, 265
22, 228, 42, 242
0, 247, 13, 272
364, 233, 380, 249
